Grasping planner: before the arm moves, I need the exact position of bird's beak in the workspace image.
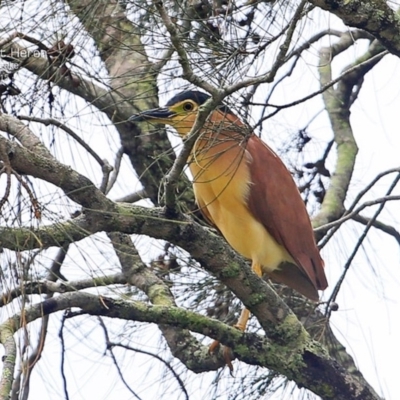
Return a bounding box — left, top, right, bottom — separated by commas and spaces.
129, 107, 176, 123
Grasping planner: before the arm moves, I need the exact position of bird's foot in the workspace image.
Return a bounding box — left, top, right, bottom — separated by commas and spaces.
208, 340, 235, 374
209, 323, 245, 374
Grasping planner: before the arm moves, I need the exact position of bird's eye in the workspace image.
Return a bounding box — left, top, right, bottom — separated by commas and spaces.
182, 102, 194, 111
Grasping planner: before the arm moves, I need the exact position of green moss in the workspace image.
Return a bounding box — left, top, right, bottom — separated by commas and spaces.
148, 285, 174, 307
219, 262, 241, 278
318, 383, 335, 397
247, 292, 267, 306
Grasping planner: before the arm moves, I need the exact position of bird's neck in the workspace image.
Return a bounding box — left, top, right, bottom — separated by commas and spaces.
189, 125, 249, 169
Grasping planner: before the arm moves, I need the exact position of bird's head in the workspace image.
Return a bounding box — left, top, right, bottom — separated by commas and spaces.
130, 90, 236, 137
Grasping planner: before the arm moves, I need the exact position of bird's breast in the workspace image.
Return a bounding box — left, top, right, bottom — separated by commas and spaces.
189, 138, 291, 270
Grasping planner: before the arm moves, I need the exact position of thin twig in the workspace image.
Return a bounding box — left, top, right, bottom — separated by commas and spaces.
151, 46, 175, 73
315, 194, 400, 233
0, 32, 18, 49
254, 49, 387, 124
0, 274, 127, 307
109, 342, 189, 400
352, 214, 400, 246
154, 0, 217, 94
97, 318, 143, 400
99, 160, 114, 194
115, 189, 148, 203
17, 115, 106, 167
325, 173, 400, 315
58, 313, 70, 400
0, 147, 12, 212
106, 147, 124, 195
16, 246, 71, 399
317, 167, 400, 247
162, 98, 222, 213
223, 0, 309, 96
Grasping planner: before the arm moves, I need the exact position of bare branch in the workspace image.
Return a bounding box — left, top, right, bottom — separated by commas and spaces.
17, 116, 106, 168
255, 49, 387, 125
106, 147, 124, 195
0, 321, 16, 400
163, 98, 222, 213
0, 274, 127, 307
99, 160, 114, 194
0, 115, 52, 159
58, 313, 70, 400
310, 0, 400, 57
313, 36, 386, 235
325, 174, 400, 313
154, 0, 217, 95
98, 318, 142, 400
108, 342, 189, 400
108, 232, 224, 372
352, 214, 400, 246
13, 245, 70, 399
2, 291, 381, 400
0, 41, 125, 117
315, 195, 400, 233
0, 134, 116, 213
318, 167, 400, 247
115, 189, 148, 203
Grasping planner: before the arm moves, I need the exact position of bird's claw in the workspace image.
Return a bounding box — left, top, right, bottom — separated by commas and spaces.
209, 340, 234, 374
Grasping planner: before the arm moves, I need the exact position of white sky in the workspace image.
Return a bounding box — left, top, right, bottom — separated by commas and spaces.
0, 2, 399, 400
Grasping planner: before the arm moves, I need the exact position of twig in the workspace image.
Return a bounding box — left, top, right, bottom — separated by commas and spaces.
109, 342, 189, 400
162, 98, 220, 213
9, 170, 42, 220
97, 318, 143, 400
0, 149, 12, 212
105, 147, 124, 195
0, 32, 18, 49
19, 316, 49, 400
58, 313, 70, 400
17, 115, 106, 168
115, 189, 148, 203
0, 274, 127, 307
46, 245, 69, 282
154, 0, 217, 94
0, 321, 17, 400
254, 49, 387, 124
315, 195, 400, 233
3, 32, 49, 52
99, 160, 114, 194
12, 246, 70, 399
345, 167, 400, 216
325, 173, 400, 315
317, 167, 400, 247
151, 46, 175, 73
352, 214, 400, 246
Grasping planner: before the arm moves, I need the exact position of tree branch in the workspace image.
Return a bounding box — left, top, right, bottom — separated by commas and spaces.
313, 35, 386, 235
352, 214, 400, 246
310, 0, 400, 58
1, 291, 381, 400
0, 321, 16, 400
108, 231, 225, 371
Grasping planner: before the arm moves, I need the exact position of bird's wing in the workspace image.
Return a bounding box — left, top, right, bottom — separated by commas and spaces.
246, 135, 328, 295
195, 195, 216, 227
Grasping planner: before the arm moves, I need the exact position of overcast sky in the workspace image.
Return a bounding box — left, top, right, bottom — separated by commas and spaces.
0, 2, 399, 400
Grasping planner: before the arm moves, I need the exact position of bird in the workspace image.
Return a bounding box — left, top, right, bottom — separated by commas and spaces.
130, 90, 328, 363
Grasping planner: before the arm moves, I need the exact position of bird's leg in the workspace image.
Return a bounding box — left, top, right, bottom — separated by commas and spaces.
234, 308, 250, 331
209, 261, 263, 372
233, 261, 262, 331
252, 260, 263, 277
